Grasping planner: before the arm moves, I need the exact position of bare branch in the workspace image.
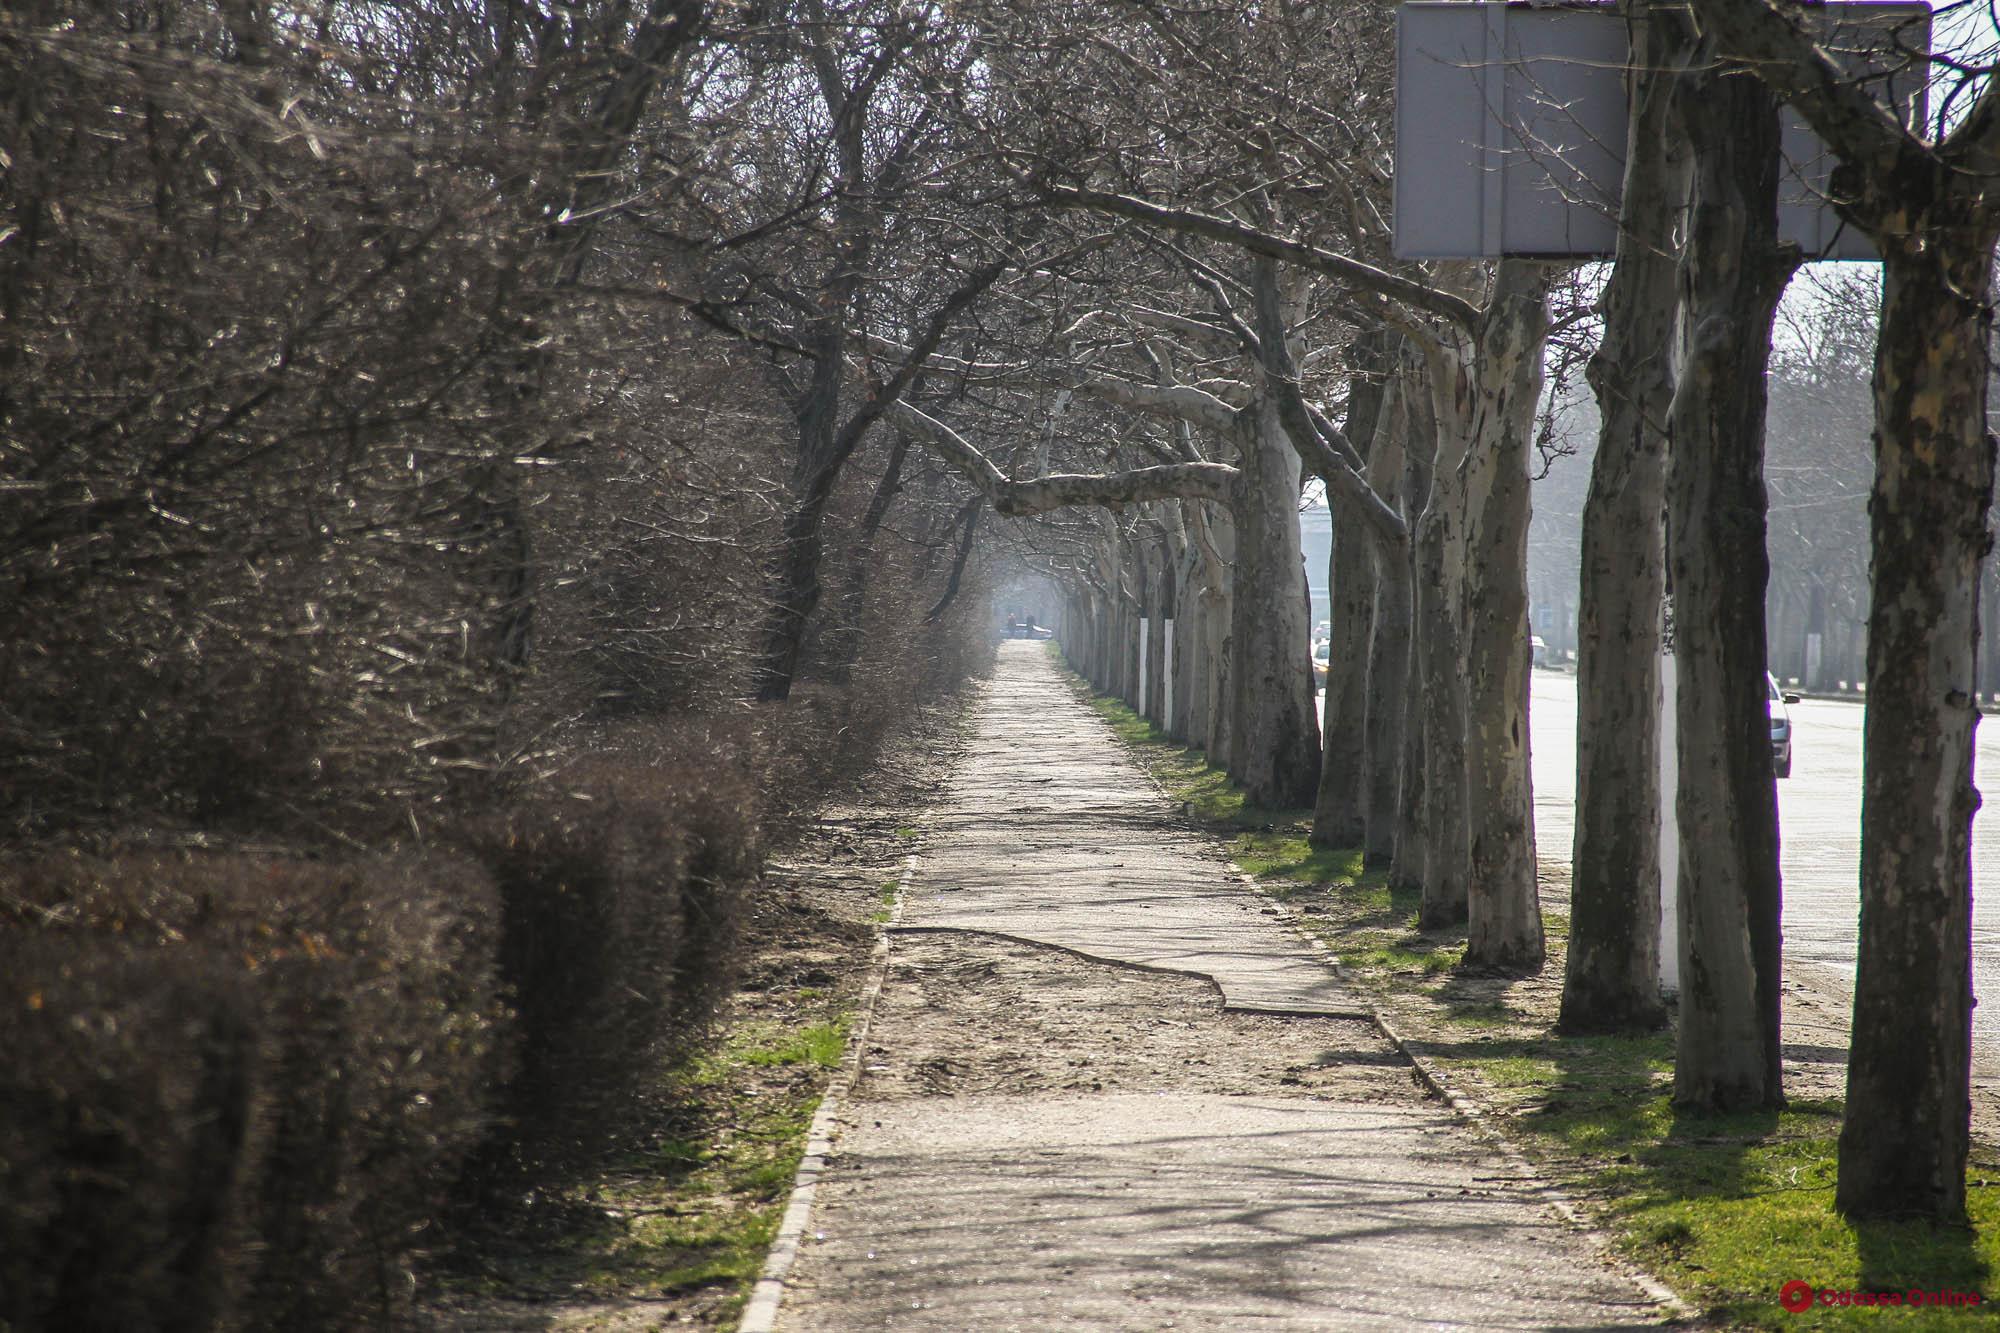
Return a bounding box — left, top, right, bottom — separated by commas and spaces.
889, 403, 1236, 515
1042, 181, 1482, 331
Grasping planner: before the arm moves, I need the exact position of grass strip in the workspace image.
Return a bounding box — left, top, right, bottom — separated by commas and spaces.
432, 1004, 855, 1325
1055, 647, 2000, 1328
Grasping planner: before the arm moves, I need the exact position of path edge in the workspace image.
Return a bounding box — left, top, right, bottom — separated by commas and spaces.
1061, 659, 1693, 1325
738, 839, 920, 1333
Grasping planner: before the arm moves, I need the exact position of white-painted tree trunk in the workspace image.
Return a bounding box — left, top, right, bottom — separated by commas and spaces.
1658, 647, 1680, 997
1144, 616, 1160, 720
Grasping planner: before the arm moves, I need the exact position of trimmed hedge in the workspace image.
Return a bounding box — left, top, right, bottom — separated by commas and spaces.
456, 757, 756, 1185
0, 851, 507, 1332
0, 616, 982, 1328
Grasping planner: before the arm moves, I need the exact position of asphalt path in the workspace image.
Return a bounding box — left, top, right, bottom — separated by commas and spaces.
1528, 670, 2000, 1062
772, 644, 1664, 1330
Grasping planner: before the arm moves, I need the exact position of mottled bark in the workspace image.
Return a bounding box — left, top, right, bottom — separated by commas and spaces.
1089, 586, 1113, 694
1227, 399, 1321, 808
1114, 535, 1139, 705
1673, 0, 2000, 1204
1362, 371, 1413, 868
1162, 511, 1198, 741
1415, 354, 1471, 927
1313, 332, 1391, 847
1146, 536, 1172, 722
1837, 240, 1993, 1220
1390, 355, 1438, 896
1668, 55, 1793, 1113
1201, 504, 1237, 767
1459, 259, 1549, 972
1560, 0, 1689, 1034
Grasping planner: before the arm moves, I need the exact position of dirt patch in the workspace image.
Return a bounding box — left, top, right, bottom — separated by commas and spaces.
858, 932, 1421, 1104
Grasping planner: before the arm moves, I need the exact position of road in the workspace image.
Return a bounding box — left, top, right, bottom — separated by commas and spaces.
1530, 670, 2000, 1058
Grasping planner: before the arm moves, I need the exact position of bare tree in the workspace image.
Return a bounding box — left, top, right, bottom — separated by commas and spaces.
1560, 0, 1689, 1035
1667, 32, 1797, 1113
1691, 0, 2000, 1220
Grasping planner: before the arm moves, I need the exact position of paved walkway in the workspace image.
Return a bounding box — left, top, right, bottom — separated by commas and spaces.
771, 642, 1665, 1330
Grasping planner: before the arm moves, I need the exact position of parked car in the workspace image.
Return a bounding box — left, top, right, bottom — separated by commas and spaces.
1530, 634, 1549, 668
1768, 672, 1799, 779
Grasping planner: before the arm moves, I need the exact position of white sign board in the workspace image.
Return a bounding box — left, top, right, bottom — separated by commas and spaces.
1394, 2, 1930, 260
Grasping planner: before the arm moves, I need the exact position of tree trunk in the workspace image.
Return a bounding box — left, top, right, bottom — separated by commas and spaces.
1390, 352, 1438, 895
1211, 500, 1236, 768
1227, 398, 1320, 807
1179, 502, 1226, 749
1368, 520, 1416, 860
1147, 535, 1171, 722
1413, 359, 1470, 926
1171, 593, 1196, 741
1313, 332, 1391, 846
1117, 538, 1141, 705
1560, 0, 1687, 1032
826, 432, 911, 677
1185, 586, 1211, 746
1089, 586, 1112, 692
1460, 258, 1549, 972
1205, 593, 1232, 764
1313, 517, 1374, 839
1837, 234, 1997, 1221
1362, 371, 1412, 868
1669, 56, 1793, 1112
752, 465, 838, 700
1175, 565, 1204, 743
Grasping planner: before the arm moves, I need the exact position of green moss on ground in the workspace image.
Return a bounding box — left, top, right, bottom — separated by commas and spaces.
1471, 1033, 2000, 1330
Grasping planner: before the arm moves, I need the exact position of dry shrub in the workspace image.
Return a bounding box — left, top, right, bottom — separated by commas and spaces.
749, 546, 997, 826
520, 385, 783, 722
0, 850, 506, 1332
454, 750, 758, 1185
0, 14, 560, 845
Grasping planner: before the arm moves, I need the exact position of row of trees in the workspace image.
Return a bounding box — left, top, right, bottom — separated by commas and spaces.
830, 0, 1999, 1226
8, 0, 1998, 1263
1530, 269, 1901, 693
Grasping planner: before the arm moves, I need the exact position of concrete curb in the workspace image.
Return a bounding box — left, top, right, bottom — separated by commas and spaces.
1228, 865, 1694, 1322
738, 842, 920, 1333
1359, 1000, 1695, 1324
